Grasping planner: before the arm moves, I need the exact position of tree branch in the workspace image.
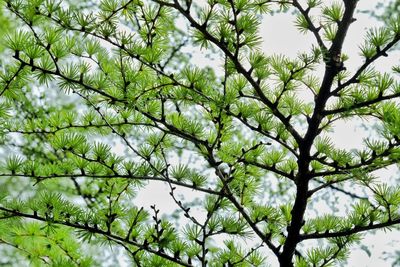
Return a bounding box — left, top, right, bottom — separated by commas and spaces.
300, 218, 400, 240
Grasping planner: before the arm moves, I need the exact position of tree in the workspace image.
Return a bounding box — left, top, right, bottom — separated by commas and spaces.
1, 0, 400, 266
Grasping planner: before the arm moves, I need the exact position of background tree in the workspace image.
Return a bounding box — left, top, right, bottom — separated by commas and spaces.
0, 0, 400, 266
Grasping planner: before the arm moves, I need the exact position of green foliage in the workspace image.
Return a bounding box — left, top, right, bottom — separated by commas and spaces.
0, 0, 400, 266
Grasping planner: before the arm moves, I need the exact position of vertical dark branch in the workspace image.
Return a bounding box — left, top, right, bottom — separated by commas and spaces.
279, 1, 359, 266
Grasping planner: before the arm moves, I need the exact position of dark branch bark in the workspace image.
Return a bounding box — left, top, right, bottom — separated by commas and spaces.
279, 2, 359, 266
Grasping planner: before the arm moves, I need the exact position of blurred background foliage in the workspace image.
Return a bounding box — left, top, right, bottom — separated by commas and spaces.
0, 1, 11, 53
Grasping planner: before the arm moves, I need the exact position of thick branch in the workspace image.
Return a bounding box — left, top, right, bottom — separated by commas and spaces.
279, 2, 359, 266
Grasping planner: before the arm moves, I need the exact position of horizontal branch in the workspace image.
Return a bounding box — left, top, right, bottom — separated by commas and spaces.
239, 159, 296, 181
0, 206, 192, 267
300, 217, 400, 240
0, 173, 222, 196
323, 91, 400, 115
7, 121, 156, 135
309, 178, 368, 200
